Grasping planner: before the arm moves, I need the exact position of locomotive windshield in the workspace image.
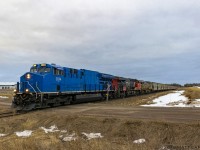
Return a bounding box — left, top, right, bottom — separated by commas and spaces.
30, 67, 37, 73
30, 66, 51, 73
38, 67, 51, 73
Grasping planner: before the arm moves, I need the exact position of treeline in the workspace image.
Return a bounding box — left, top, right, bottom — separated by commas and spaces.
165, 83, 200, 87
184, 83, 200, 87
170, 83, 182, 87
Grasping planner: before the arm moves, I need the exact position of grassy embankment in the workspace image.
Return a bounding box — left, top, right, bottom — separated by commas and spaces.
0, 89, 14, 111
0, 89, 199, 149
0, 89, 14, 101
184, 87, 200, 104
0, 113, 200, 150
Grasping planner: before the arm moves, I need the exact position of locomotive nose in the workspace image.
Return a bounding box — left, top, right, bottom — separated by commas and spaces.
20, 73, 43, 93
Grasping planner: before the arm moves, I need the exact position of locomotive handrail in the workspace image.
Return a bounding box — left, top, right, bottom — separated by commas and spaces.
26, 81, 38, 99
36, 82, 42, 93
35, 82, 43, 104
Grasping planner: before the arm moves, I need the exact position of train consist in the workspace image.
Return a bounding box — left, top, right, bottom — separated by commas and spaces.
12, 63, 176, 110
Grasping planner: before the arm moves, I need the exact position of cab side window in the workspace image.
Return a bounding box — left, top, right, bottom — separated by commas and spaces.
69, 69, 78, 78
54, 68, 64, 76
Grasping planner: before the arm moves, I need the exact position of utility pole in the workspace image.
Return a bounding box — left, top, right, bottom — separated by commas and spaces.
123, 85, 126, 98
106, 83, 111, 101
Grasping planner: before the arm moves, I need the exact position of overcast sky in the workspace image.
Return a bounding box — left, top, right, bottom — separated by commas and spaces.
0, 0, 200, 84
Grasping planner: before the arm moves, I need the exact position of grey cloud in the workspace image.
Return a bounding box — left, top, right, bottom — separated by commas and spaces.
0, 0, 200, 84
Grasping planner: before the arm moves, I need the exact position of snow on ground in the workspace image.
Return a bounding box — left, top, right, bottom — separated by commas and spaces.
142, 90, 200, 107
0, 96, 9, 99
40, 125, 104, 141
196, 99, 200, 102
40, 125, 60, 133
159, 146, 171, 150
15, 130, 33, 137
0, 133, 7, 137
81, 132, 103, 140
194, 86, 200, 89
60, 133, 78, 142
1, 124, 104, 141
133, 139, 146, 144
60, 130, 68, 133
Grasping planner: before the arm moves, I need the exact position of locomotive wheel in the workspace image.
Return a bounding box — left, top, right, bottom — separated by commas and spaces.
49, 103, 54, 107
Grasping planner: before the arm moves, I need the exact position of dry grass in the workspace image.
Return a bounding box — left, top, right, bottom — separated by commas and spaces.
0, 89, 200, 149
184, 87, 200, 104
103, 91, 175, 106
0, 112, 200, 150
184, 87, 200, 100
0, 89, 14, 102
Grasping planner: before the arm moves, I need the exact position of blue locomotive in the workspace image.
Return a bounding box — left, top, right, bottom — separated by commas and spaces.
12, 63, 116, 110
12, 63, 176, 110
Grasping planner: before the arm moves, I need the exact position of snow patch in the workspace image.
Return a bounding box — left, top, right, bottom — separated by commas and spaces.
40, 125, 60, 133
142, 91, 191, 107
60, 130, 67, 133
15, 130, 32, 137
194, 86, 200, 89
4, 124, 104, 142
81, 132, 103, 140
196, 99, 200, 102
61, 133, 78, 142
133, 138, 146, 144
159, 146, 171, 150
0, 133, 7, 137
0, 96, 8, 99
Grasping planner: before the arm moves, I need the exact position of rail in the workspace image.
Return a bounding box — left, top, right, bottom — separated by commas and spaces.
0, 110, 25, 119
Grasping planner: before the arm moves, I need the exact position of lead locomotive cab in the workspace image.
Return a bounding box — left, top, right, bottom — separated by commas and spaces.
12, 63, 68, 111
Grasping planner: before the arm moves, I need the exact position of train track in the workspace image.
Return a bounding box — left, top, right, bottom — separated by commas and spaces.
0, 110, 25, 119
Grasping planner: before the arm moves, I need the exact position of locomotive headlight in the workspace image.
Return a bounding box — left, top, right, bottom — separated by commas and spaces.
25, 89, 29, 93
26, 73, 31, 79
13, 89, 17, 93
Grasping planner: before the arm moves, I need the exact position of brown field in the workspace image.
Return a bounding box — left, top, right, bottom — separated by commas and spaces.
0, 89, 199, 150
0, 112, 200, 150
184, 87, 200, 100
0, 89, 14, 102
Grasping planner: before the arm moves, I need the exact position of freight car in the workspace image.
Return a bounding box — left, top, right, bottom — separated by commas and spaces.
12, 63, 176, 110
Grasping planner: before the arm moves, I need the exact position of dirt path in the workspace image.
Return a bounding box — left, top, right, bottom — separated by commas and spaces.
38, 103, 200, 123
1, 101, 200, 123
1, 90, 199, 123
